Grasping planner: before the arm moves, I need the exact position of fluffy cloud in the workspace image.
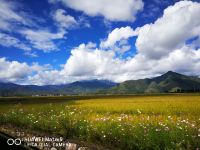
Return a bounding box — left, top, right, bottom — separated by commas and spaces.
59, 43, 200, 83
100, 26, 137, 55
20, 29, 66, 52
51, 0, 144, 22
63, 42, 118, 76
27, 42, 125, 85
135, 1, 200, 59
0, 58, 32, 82
153, 46, 200, 76
53, 9, 78, 29
0, 57, 53, 83
100, 26, 137, 48
27, 70, 64, 85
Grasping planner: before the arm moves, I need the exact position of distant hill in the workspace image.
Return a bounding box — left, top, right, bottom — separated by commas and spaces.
57, 80, 117, 95
0, 71, 200, 96
0, 80, 117, 96
104, 71, 200, 94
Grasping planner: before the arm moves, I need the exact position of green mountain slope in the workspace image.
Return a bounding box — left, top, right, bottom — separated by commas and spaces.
107, 71, 200, 94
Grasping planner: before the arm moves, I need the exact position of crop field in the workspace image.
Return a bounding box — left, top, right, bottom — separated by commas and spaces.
0, 95, 200, 150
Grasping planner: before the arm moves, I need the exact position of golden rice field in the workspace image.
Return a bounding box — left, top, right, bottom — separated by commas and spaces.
0, 95, 200, 150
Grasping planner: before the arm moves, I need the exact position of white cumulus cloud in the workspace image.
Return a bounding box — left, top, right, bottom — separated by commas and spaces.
0, 58, 32, 83
135, 0, 200, 59
62, 42, 118, 76
100, 26, 137, 48
0, 57, 54, 84
50, 0, 144, 22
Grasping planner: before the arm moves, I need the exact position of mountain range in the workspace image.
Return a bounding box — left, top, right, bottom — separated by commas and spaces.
0, 71, 200, 96
0, 79, 117, 96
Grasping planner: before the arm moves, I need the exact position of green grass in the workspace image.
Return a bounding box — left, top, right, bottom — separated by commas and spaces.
0, 95, 200, 150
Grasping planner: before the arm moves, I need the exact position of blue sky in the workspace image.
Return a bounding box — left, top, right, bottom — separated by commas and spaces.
0, 0, 200, 85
